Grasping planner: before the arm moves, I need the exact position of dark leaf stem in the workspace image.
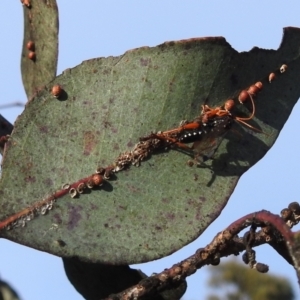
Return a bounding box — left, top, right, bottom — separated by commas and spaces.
0, 114, 14, 155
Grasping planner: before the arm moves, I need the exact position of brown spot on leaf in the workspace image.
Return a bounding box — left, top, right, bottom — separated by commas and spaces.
90, 203, 98, 210
127, 140, 134, 148
127, 184, 140, 193
111, 127, 118, 133
67, 204, 83, 230
43, 178, 53, 186
169, 80, 175, 92
25, 176, 36, 183
113, 143, 120, 151
83, 131, 97, 155
39, 126, 49, 133
118, 205, 127, 210
161, 198, 170, 203
140, 58, 151, 66
53, 213, 62, 224
166, 212, 175, 220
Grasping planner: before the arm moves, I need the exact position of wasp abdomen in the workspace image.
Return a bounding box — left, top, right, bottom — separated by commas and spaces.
179, 129, 206, 144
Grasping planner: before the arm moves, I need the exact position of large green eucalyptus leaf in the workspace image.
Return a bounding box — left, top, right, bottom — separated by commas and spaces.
1, 27, 300, 264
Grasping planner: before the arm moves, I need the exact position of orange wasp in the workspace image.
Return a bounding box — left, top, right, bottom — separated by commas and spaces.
140, 90, 258, 164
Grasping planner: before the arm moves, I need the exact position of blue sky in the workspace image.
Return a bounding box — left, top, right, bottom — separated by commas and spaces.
1, 1, 300, 299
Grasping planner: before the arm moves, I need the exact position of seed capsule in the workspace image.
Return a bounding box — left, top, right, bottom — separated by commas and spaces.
62, 183, 70, 190
76, 182, 86, 194
268, 72, 276, 83
51, 85, 63, 98
104, 168, 114, 180
281, 208, 292, 221
92, 174, 104, 186
242, 252, 249, 264
69, 187, 77, 198
288, 202, 300, 214
28, 51, 36, 61
280, 64, 287, 73
96, 167, 105, 174
210, 257, 220, 266
86, 179, 95, 189
26, 41, 35, 51
21, 0, 31, 8
255, 263, 269, 273
247, 84, 260, 96
254, 81, 263, 91
40, 205, 48, 215
224, 99, 234, 111
238, 90, 249, 103
187, 160, 194, 167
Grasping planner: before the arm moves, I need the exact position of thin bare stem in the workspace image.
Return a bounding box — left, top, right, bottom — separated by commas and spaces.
0, 102, 25, 109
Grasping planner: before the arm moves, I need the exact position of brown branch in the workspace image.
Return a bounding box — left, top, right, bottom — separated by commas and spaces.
105, 209, 296, 300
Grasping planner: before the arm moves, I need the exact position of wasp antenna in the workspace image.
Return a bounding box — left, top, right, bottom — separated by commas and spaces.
235, 117, 269, 136
237, 93, 256, 121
